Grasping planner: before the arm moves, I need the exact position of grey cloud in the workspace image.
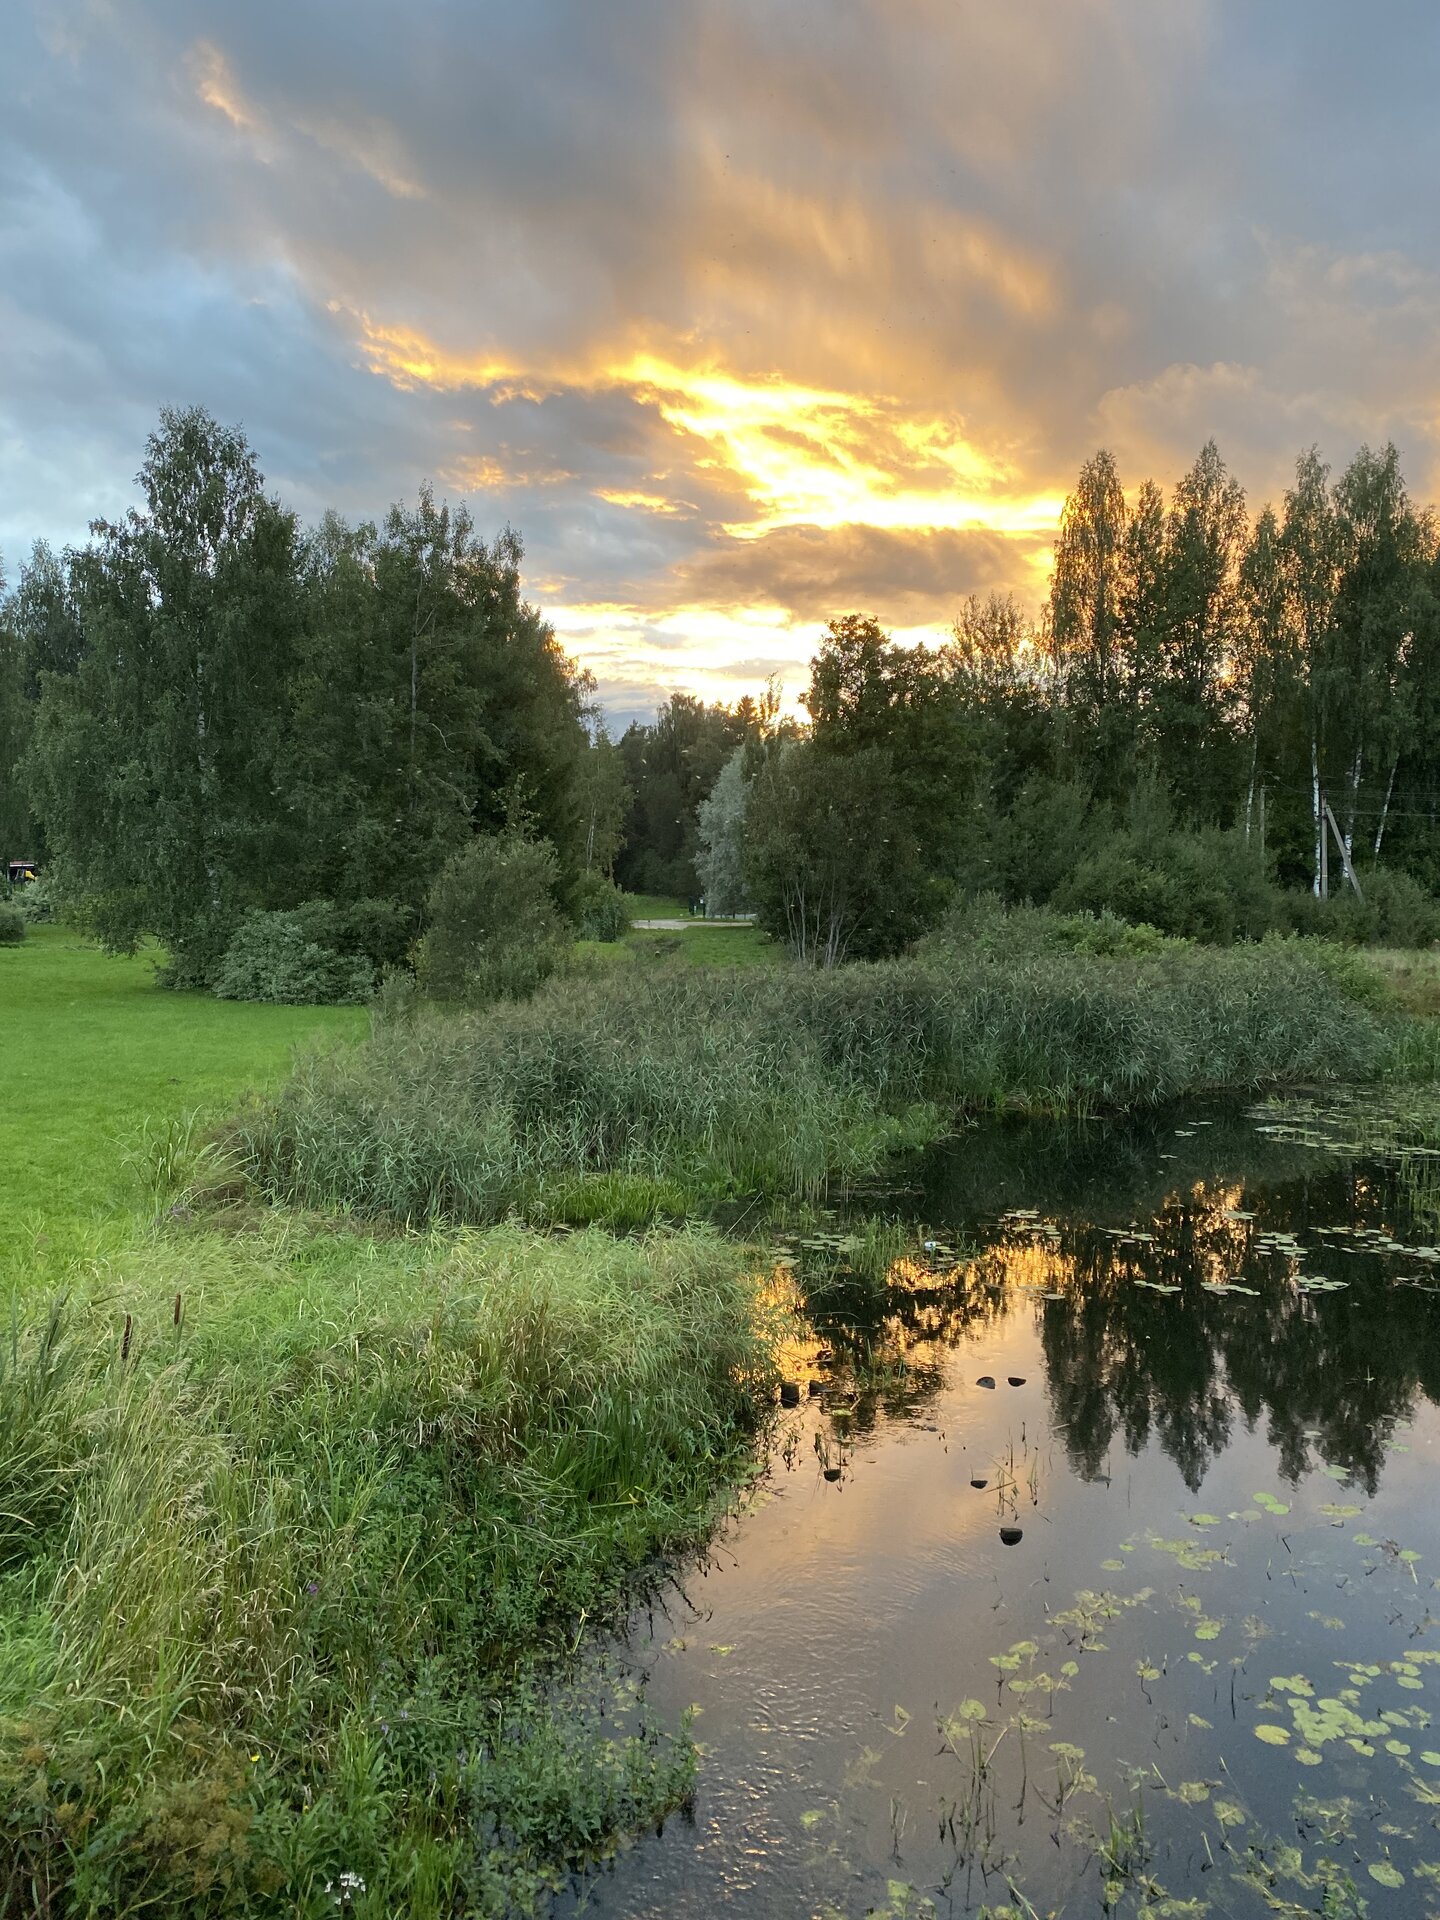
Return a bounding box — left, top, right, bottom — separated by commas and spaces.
6, 0, 1440, 660
676, 523, 1046, 625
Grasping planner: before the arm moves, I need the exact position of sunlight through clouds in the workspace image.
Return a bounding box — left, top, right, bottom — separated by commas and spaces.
6, 0, 1440, 720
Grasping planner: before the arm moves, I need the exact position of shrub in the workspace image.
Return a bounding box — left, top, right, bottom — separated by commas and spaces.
420, 830, 569, 1003
922, 894, 1177, 961
572, 870, 630, 942
0, 904, 25, 945
331, 895, 418, 971
213, 910, 373, 1005
11, 878, 55, 924
1053, 827, 1282, 944
1285, 868, 1440, 948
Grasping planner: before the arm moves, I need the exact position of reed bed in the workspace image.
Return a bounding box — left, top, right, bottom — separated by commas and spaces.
0, 1224, 771, 1916
231, 939, 1393, 1226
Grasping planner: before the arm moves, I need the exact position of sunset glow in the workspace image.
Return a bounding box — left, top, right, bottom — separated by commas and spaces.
6, 3, 1440, 720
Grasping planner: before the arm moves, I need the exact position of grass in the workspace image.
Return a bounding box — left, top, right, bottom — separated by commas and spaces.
0, 926, 363, 1264
615, 892, 777, 966
1365, 946, 1440, 1019
233, 928, 1405, 1229
1, 1222, 771, 1918
0, 930, 779, 1917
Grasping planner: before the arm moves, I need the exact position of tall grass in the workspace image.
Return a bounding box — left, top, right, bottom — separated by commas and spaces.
231, 937, 1394, 1226
0, 1224, 771, 1916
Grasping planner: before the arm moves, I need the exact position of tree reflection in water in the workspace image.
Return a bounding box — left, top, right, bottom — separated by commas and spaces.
797, 1099, 1440, 1497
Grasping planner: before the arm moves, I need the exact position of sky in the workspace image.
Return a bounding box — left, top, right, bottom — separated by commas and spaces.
4, 1, 1440, 725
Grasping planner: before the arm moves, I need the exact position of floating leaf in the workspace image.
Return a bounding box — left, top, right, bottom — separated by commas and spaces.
1368, 1862, 1405, 1888
1254, 1492, 1291, 1515
1254, 1724, 1291, 1745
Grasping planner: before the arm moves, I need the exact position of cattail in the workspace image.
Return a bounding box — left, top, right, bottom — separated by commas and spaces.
120, 1313, 133, 1362
173, 1292, 183, 1330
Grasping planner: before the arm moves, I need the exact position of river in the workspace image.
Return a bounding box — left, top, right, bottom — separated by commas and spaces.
561, 1100, 1440, 1917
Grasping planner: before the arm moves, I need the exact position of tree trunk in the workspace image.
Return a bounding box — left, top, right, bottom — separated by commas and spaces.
1343, 743, 1362, 863
1310, 737, 1322, 897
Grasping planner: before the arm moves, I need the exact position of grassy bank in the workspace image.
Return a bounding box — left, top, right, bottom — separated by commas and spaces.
0, 933, 778, 1917
1, 1224, 771, 1917
233, 934, 1403, 1228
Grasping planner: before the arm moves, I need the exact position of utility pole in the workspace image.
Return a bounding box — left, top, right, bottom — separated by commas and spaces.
1319, 788, 1328, 900
1323, 795, 1364, 901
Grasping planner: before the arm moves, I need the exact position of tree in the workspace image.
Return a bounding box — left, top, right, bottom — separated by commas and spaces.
1330, 444, 1434, 862
573, 722, 631, 877
1049, 450, 1131, 794
284, 494, 590, 916
27, 407, 302, 981
615, 694, 759, 897
744, 741, 899, 965
1149, 440, 1248, 819
695, 746, 753, 914
0, 559, 27, 863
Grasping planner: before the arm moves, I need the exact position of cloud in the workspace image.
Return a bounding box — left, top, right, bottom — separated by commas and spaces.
5, 0, 1440, 713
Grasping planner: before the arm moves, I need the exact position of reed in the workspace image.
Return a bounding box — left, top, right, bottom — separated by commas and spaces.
230, 936, 1396, 1226
0, 1223, 772, 1915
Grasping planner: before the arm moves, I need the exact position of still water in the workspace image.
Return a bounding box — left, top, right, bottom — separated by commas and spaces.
566, 1103, 1440, 1917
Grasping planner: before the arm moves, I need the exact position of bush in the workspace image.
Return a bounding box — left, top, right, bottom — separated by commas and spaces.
11, 878, 56, 924
922, 894, 1178, 961
420, 830, 570, 1003
1052, 827, 1282, 944
331, 895, 418, 971
1285, 867, 1440, 948
213, 910, 374, 1005
0, 904, 25, 945
573, 870, 630, 942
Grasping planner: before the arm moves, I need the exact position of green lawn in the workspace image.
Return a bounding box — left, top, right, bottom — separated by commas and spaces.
620, 891, 779, 966
0, 925, 365, 1270
0, 922, 768, 1917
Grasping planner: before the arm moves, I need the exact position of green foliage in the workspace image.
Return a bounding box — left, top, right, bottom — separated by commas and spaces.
1053, 825, 1280, 944
0, 1225, 768, 1913
571, 869, 629, 942
695, 745, 753, 914
923, 894, 1177, 960
1286, 867, 1440, 948
421, 830, 569, 1003
10, 876, 56, 923
234, 924, 1393, 1226
0, 902, 26, 945
213, 908, 375, 1006
615, 692, 769, 898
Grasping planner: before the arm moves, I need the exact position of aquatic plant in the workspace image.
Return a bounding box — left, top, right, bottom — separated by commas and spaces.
229, 938, 1394, 1225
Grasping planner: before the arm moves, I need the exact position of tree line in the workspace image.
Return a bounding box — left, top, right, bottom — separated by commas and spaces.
693, 438, 1440, 961
2, 410, 1436, 986
0, 407, 631, 984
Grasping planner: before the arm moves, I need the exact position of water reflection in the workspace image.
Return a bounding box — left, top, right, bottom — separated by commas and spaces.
564, 1105, 1440, 1920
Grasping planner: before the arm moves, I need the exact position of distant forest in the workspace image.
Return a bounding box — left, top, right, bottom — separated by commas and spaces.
2, 411, 1437, 980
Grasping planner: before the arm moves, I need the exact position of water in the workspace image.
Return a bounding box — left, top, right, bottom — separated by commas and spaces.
562, 1102, 1440, 1917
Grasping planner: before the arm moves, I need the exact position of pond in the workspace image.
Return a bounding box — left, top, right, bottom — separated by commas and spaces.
560, 1101, 1440, 1918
